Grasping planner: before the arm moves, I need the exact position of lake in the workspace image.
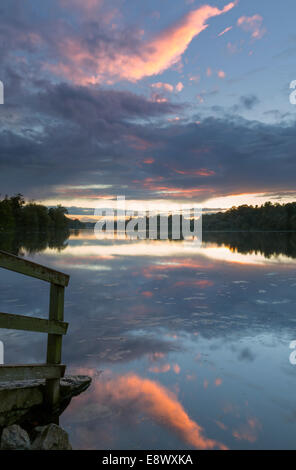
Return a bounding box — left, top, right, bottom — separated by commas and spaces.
0, 230, 296, 449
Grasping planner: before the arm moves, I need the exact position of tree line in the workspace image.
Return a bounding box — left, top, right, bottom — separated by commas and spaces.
1, 196, 296, 234
121, 202, 296, 234
0, 194, 85, 232
202, 202, 296, 231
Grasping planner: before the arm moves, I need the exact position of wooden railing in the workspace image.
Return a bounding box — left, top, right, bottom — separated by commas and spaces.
0, 250, 70, 408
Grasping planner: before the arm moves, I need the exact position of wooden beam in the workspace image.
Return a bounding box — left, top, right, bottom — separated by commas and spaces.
0, 364, 66, 382
0, 250, 69, 287
0, 312, 68, 335
46, 283, 65, 407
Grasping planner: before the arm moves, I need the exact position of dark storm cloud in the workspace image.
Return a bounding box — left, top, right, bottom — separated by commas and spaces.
33, 83, 181, 125
1, 78, 296, 202
0, 0, 295, 203
0, 78, 183, 198
0, 51, 295, 202
239, 94, 260, 110
229, 94, 260, 114
238, 347, 256, 362
134, 116, 296, 200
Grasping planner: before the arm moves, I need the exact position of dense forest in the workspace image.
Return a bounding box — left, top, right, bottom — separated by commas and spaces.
202, 202, 296, 231
0, 194, 85, 232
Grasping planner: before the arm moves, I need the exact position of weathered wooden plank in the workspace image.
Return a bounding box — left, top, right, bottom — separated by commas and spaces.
47, 284, 65, 364
0, 364, 66, 382
0, 250, 69, 287
46, 283, 65, 406
0, 312, 68, 335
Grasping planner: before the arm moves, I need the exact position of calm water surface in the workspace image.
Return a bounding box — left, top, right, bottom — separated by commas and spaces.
1, 230, 296, 450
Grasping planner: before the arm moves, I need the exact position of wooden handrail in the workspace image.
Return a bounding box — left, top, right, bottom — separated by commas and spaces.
0, 250, 69, 286
0, 312, 68, 335
0, 251, 70, 409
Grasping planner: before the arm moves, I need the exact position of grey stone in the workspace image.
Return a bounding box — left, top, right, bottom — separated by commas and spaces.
31, 424, 72, 450
1, 424, 31, 450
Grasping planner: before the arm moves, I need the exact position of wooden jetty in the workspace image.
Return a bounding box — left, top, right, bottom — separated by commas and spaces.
0, 250, 70, 409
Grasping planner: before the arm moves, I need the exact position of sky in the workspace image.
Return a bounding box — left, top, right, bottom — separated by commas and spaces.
1, 0, 296, 217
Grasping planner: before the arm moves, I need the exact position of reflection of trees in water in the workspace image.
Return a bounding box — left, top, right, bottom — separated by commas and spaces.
0, 230, 69, 255
203, 231, 296, 259
2, 229, 296, 260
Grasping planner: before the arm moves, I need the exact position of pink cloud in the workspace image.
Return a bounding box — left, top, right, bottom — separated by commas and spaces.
174, 168, 215, 176
227, 41, 238, 54
167, 116, 180, 122
68, 373, 228, 449
176, 81, 184, 92
149, 352, 165, 361
215, 420, 228, 430
217, 69, 226, 78
173, 364, 181, 374
150, 92, 168, 103
48, 2, 237, 84
141, 290, 154, 297
151, 82, 174, 93
233, 417, 262, 443
149, 364, 171, 373
218, 26, 232, 37
237, 15, 266, 40
189, 74, 200, 82
125, 135, 153, 151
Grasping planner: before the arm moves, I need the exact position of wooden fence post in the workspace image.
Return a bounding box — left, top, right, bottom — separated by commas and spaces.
45, 282, 65, 408
0, 250, 69, 413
